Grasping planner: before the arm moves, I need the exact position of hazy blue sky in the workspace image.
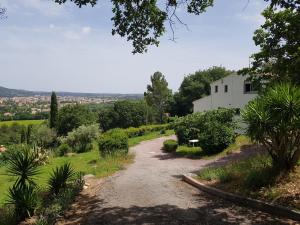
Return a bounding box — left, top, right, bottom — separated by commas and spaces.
0, 0, 268, 93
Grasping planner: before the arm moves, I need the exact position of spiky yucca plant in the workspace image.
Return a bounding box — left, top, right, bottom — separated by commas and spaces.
7, 183, 38, 221
48, 163, 75, 195
6, 146, 40, 187
242, 83, 300, 171
5, 146, 40, 222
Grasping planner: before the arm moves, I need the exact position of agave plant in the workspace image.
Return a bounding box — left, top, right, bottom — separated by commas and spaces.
48, 163, 75, 195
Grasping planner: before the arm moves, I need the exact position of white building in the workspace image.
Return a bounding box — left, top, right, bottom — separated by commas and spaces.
193, 74, 258, 113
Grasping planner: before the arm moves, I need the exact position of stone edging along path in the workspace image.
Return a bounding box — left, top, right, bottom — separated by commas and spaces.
182, 173, 300, 222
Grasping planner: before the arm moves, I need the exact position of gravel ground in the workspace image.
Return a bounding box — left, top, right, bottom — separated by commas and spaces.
57, 136, 299, 225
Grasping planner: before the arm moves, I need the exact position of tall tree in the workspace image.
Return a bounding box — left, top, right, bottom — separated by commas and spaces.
49, 92, 58, 129
53, 0, 298, 53
171, 66, 233, 116
240, 7, 300, 84
144, 72, 172, 123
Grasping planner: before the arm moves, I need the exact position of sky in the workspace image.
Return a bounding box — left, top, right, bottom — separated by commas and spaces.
0, 0, 269, 94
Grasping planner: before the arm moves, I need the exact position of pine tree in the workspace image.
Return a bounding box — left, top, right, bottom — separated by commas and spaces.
49, 91, 58, 128
144, 72, 172, 123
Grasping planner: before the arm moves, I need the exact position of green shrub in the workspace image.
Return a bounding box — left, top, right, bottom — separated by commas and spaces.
56, 143, 71, 156
125, 127, 145, 138
60, 124, 99, 153
173, 109, 235, 153
98, 129, 129, 156
160, 129, 166, 134
242, 83, 300, 171
33, 125, 57, 149
163, 140, 178, 152
198, 121, 235, 154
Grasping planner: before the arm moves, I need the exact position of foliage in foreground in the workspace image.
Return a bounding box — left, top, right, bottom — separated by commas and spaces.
198, 153, 300, 210
173, 108, 236, 153
240, 7, 300, 85
54, 0, 298, 54
36, 171, 84, 225
5, 147, 41, 222
242, 83, 300, 171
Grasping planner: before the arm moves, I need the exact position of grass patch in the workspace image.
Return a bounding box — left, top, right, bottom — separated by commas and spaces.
0, 120, 44, 126
175, 135, 251, 159
198, 154, 274, 187
197, 153, 300, 210
0, 150, 133, 206
176, 146, 203, 158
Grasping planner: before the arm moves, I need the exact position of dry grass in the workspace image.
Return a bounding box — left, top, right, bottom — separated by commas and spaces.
198, 150, 300, 211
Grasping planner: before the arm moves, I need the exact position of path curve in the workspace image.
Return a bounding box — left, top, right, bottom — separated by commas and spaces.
58, 136, 297, 225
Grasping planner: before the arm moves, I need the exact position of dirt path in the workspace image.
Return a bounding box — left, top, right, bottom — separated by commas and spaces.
57, 136, 298, 225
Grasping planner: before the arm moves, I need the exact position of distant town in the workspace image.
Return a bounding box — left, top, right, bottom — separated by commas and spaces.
0, 86, 143, 121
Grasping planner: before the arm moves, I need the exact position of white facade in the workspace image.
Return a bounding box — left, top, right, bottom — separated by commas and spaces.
193, 74, 258, 113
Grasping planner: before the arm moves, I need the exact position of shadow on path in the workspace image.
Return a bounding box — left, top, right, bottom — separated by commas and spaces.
59, 192, 294, 225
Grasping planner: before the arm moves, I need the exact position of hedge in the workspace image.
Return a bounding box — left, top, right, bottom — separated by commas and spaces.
124, 124, 170, 138
98, 129, 129, 156
163, 139, 178, 152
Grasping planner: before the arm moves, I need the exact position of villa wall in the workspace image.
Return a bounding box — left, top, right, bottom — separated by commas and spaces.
193, 74, 258, 113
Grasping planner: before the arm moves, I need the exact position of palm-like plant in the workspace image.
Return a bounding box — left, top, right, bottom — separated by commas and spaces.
48, 163, 75, 195
6, 146, 40, 187
242, 83, 300, 171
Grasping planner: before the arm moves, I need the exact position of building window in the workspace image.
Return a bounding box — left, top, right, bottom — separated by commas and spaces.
244, 83, 252, 93
215, 85, 218, 93
224, 85, 228, 93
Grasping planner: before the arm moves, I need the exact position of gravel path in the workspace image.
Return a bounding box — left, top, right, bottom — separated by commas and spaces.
58, 136, 298, 225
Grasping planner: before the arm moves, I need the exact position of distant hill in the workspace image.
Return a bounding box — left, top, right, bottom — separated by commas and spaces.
0, 86, 143, 99
0, 86, 35, 97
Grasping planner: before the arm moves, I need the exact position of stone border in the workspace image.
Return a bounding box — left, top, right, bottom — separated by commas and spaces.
182, 173, 300, 221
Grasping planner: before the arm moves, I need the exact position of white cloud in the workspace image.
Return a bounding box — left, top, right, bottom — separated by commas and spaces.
82, 26, 91, 35
63, 30, 81, 40
2, 0, 67, 17
237, 13, 265, 25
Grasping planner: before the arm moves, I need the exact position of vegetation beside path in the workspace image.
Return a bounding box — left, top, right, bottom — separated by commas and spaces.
0, 129, 174, 206
197, 154, 300, 211
196, 84, 300, 212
